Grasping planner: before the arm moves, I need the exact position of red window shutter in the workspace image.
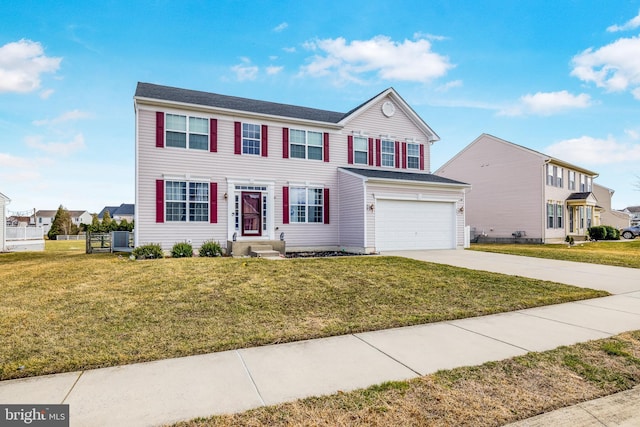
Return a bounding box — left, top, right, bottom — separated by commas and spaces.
420, 144, 425, 170
261, 124, 268, 157
210, 119, 217, 152
323, 132, 329, 162
376, 139, 381, 167
282, 128, 289, 158
395, 141, 400, 168
155, 179, 164, 223
156, 112, 164, 148
210, 182, 217, 223
234, 122, 241, 155
368, 138, 374, 165
324, 188, 330, 224
283, 186, 289, 224
347, 135, 353, 164
402, 142, 407, 169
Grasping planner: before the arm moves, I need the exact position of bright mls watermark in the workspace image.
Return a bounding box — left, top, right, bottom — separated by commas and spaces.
1, 405, 69, 426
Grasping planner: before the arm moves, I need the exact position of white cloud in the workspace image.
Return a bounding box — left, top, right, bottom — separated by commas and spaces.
571, 36, 640, 97
607, 10, 640, 32
231, 58, 259, 81
273, 22, 288, 32
436, 79, 463, 92
283, 47, 296, 53
625, 129, 640, 140
300, 35, 453, 84
25, 133, 86, 156
40, 88, 54, 99
498, 91, 592, 116
413, 31, 449, 41
33, 109, 92, 126
266, 65, 283, 75
546, 135, 640, 165
0, 39, 62, 93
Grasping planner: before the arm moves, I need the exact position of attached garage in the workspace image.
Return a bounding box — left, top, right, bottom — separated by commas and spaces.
376, 199, 456, 250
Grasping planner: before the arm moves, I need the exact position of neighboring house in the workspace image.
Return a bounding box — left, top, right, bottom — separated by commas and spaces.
134, 82, 469, 254
35, 209, 93, 234
1, 192, 9, 252
98, 204, 135, 223
435, 133, 606, 243
622, 206, 640, 226
592, 183, 631, 230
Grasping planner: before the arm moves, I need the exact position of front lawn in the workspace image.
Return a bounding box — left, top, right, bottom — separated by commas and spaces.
470, 240, 640, 268
0, 242, 607, 380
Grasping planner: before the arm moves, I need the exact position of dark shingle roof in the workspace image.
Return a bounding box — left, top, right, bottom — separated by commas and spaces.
135, 82, 346, 123
340, 168, 469, 186
566, 192, 592, 201
98, 204, 135, 218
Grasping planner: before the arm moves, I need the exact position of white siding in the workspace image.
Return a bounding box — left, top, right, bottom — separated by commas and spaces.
337, 170, 366, 248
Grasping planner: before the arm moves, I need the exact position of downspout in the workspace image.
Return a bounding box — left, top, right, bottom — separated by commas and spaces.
133, 100, 139, 248
542, 160, 549, 243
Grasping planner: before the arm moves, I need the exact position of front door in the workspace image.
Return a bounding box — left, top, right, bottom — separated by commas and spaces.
241, 192, 262, 236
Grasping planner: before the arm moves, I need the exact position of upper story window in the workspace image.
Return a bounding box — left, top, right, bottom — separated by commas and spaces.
579, 174, 592, 192
381, 139, 395, 167
556, 167, 563, 188
165, 181, 209, 222
353, 136, 368, 165
290, 187, 323, 223
546, 165, 563, 187
568, 171, 576, 190
407, 143, 420, 169
165, 114, 209, 150
242, 123, 261, 155
290, 129, 323, 160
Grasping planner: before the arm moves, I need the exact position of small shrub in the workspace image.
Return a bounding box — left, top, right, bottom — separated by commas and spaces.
565, 235, 575, 245
199, 240, 224, 257
171, 242, 193, 258
132, 243, 164, 260
605, 225, 620, 240
588, 226, 620, 241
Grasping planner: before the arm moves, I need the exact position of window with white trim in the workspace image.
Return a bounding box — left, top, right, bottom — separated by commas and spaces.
381, 139, 395, 167
290, 129, 323, 160
568, 171, 576, 190
165, 181, 209, 222
556, 203, 563, 228
242, 123, 261, 155
353, 136, 368, 165
165, 114, 209, 150
290, 187, 323, 223
407, 143, 420, 169
546, 164, 554, 186
547, 203, 555, 228
556, 167, 563, 188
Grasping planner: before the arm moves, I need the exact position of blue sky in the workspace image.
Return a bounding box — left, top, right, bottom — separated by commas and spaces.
1, 0, 640, 215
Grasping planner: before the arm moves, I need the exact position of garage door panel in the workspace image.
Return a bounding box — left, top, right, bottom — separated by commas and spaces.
376, 200, 455, 250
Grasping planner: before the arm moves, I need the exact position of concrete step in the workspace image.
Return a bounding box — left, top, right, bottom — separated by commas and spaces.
250, 250, 282, 258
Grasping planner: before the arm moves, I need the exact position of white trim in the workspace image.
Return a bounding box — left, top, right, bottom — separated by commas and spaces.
226, 179, 275, 242
373, 193, 460, 203
162, 174, 211, 182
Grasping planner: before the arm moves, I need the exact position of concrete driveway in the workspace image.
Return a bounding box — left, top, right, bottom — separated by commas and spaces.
381, 249, 640, 295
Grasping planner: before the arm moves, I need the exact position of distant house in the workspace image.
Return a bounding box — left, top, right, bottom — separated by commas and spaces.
134, 82, 469, 253
592, 184, 631, 230
35, 209, 93, 234
622, 206, 640, 226
1, 192, 10, 252
98, 204, 135, 223
435, 133, 613, 243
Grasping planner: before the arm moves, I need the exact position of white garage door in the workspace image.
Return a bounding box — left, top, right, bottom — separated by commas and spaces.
376, 199, 455, 250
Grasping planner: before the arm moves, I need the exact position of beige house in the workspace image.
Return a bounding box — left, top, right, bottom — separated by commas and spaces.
592, 183, 631, 230
435, 133, 613, 243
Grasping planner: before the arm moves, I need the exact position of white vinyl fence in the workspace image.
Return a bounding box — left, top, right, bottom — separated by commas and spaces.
6, 226, 44, 240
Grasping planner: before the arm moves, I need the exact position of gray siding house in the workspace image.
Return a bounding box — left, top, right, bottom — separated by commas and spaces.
436, 133, 609, 243
134, 83, 469, 254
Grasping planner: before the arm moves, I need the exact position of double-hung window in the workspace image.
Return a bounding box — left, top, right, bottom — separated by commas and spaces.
568, 171, 576, 190
556, 167, 563, 188
547, 203, 555, 228
556, 203, 563, 228
165, 181, 209, 222
290, 187, 323, 223
165, 114, 209, 150
381, 139, 395, 167
353, 136, 368, 164
407, 143, 420, 169
242, 123, 261, 155
546, 165, 554, 186
290, 129, 323, 160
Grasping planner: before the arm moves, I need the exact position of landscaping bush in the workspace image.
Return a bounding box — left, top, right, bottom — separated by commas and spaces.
588, 225, 620, 241
132, 243, 164, 260
199, 240, 224, 257
171, 242, 193, 258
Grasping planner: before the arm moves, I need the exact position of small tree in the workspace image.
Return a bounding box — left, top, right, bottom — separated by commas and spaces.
48, 205, 73, 239
102, 210, 114, 232
118, 218, 133, 232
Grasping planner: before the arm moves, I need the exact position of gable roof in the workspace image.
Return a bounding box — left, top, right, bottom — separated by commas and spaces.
437, 133, 599, 177
340, 167, 469, 187
99, 204, 134, 218
135, 82, 346, 124
35, 210, 90, 218
0, 192, 10, 203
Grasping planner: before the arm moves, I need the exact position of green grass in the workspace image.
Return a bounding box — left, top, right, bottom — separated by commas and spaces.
470, 240, 640, 268
0, 241, 607, 380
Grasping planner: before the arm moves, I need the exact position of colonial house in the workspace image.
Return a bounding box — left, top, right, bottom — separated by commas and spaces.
134, 82, 469, 254
592, 183, 631, 230
435, 133, 612, 243
0, 192, 9, 252
35, 209, 93, 235
622, 206, 640, 226
98, 204, 135, 223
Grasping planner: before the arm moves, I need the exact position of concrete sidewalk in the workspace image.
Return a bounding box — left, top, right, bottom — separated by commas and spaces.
1, 251, 639, 426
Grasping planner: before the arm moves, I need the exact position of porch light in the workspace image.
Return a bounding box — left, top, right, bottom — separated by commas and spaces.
280, 232, 285, 241
232, 232, 237, 242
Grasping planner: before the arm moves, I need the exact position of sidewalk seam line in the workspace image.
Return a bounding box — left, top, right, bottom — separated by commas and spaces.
235, 350, 266, 407
352, 334, 422, 376
516, 308, 618, 336
447, 321, 532, 353
572, 298, 640, 317
61, 371, 84, 404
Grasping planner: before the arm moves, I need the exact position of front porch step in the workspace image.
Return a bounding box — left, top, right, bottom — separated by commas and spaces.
249, 245, 281, 258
